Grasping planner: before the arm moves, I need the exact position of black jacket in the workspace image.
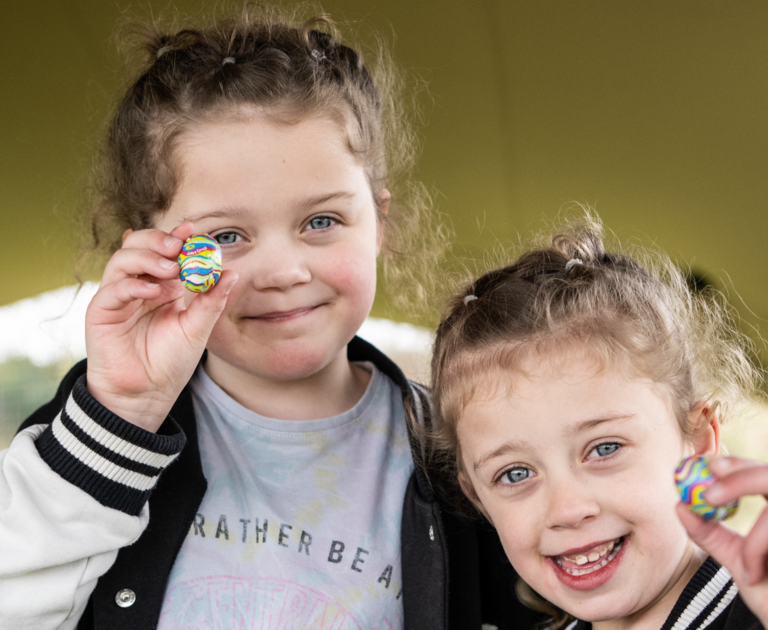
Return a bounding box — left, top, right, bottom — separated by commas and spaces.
20, 336, 541, 630
566, 557, 762, 630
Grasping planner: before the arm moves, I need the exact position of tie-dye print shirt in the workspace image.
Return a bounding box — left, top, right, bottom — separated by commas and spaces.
157, 362, 414, 630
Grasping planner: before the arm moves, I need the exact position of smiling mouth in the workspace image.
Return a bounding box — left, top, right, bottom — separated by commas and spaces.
552, 536, 624, 576
250, 305, 321, 321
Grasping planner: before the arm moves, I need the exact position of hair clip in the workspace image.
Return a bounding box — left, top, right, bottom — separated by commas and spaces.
222, 57, 236, 66
565, 258, 584, 271
463, 295, 478, 305
311, 49, 326, 62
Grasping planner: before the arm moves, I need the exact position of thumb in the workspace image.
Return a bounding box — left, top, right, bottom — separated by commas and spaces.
179, 271, 239, 341
676, 503, 745, 580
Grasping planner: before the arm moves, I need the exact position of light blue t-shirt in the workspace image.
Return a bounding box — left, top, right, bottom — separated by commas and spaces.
157, 362, 415, 630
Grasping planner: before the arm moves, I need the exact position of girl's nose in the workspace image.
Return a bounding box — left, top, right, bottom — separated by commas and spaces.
249, 239, 312, 291
544, 473, 601, 530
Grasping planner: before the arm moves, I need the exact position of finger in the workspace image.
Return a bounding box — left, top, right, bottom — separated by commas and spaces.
676, 503, 745, 579
101, 248, 181, 286
710, 457, 764, 477
743, 505, 768, 584
168, 221, 197, 242
89, 278, 165, 314
121, 227, 186, 257
178, 271, 239, 342
706, 463, 768, 506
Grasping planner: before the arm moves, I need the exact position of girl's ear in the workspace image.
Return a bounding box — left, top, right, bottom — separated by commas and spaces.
687, 400, 721, 457
458, 470, 493, 524
378, 188, 391, 215
375, 189, 390, 256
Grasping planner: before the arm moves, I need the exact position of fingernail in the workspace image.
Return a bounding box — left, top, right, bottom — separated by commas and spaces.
159, 258, 177, 270
709, 459, 734, 479
145, 282, 159, 289
705, 484, 724, 503
224, 276, 238, 294
164, 236, 182, 248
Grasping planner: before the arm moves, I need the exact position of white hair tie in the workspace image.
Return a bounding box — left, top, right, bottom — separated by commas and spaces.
222, 57, 236, 66
463, 295, 478, 305
565, 258, 583, 271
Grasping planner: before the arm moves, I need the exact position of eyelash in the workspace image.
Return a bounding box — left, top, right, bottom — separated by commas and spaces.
587, 441, 622, 461
495, 466, 535, 486
305, 215, 338, 231
213, 231, 242, 246
211, 215, 336, 245
493, 442, 623, 486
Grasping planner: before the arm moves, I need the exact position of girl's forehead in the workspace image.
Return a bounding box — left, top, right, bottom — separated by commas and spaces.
457, 365, 681, 454
171, 118, 368, 195
459, 349, 672, 426
180, 111, 348, 155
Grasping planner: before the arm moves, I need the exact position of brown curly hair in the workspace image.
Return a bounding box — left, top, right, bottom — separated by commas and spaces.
82, 2, 444, 312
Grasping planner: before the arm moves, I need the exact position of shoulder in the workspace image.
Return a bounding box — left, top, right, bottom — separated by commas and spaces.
668, 558, 762, 630
720, 594, 765, 630
348, 334, 433, 429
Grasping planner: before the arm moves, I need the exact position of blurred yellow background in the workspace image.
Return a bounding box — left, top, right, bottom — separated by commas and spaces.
4, 2, 768, 333
1, 2, 766, 529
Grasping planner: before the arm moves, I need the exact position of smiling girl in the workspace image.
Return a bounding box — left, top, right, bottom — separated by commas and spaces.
0, 5, 524, 630
431, 216, 768, 630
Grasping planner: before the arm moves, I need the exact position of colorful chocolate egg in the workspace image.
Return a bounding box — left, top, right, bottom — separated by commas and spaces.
177, 234, 223, 293
675, 455, 738, 521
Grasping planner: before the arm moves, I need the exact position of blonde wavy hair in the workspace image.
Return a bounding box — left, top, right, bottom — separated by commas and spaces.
430, 213, 762, 628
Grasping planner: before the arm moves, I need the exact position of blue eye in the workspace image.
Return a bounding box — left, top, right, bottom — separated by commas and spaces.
502, 468, 533, 484
594, 443, 620, 457
214, 232, 239, 245
307, 216, 334, 230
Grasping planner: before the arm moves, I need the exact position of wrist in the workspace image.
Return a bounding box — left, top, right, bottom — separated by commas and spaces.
85, 379, 175, 433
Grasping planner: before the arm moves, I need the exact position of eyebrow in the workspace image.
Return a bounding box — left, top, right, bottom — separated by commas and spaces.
182, 191, 358, 224
474, 440, 532, 472
472, 413, 635, 472
297, 191, 357, 210
562, 414, 635, 437
182, 207, 252, 224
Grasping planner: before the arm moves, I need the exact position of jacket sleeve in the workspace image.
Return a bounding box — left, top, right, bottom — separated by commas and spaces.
0, 373, 186, 630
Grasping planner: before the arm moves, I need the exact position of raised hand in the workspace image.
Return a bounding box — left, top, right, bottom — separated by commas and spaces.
85, 223, 238, 432
677, 457, 768, 626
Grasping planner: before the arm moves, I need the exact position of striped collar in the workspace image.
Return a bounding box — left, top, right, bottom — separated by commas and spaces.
565, 557, 737, 630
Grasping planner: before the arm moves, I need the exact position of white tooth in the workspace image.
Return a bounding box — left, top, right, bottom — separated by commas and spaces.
575, 555, 588, 565
608, 541, 615, 551
588, 552, 600, 562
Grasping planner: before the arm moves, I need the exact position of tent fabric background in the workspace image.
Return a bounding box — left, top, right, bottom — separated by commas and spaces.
3, 1, 768, 354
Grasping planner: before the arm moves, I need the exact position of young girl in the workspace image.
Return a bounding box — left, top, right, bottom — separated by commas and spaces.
0, 5, 529, 629
430, 217, 768, 630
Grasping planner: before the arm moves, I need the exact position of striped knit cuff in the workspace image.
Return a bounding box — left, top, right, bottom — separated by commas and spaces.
35, 375, 186, 516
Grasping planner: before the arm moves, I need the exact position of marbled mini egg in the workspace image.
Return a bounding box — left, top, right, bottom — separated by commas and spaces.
177, 234, 223, 293
675, 454, 738, 521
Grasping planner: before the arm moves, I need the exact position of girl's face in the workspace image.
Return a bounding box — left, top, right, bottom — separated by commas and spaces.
155, 114, 383, 384
457, 351, 712, 628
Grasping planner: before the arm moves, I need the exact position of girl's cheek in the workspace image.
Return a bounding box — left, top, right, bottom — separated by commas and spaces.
323, 244, 378, 294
